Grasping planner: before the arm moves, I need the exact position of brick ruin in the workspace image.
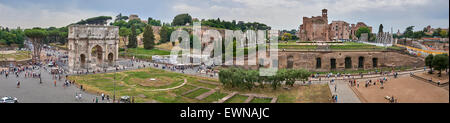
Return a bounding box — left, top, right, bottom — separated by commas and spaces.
278, 51, 424, 71
298, 9, 373, 41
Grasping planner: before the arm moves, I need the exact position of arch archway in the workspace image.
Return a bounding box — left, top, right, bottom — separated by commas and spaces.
91, 45, 103, 63
287, 55, 294, 69
80, 54, 86, 68
345, 57, 352, 69
330, 58, 336, 69
372, 58, 378, 68
358, 56, 365, 69
108, 53, 114, 66
316, 58, 322, 69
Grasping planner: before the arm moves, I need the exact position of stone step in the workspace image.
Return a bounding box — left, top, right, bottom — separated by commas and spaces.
182, 87, 201, 96
244, 96, 255, 103
270, 97, 278, 103
195, 89, 216, 100
217, 92, 237, 103
198, 80, 221, 85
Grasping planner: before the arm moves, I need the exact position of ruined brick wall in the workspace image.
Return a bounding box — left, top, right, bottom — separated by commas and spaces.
299, 16, 329, 41
330, 21, 350, 40
278, 51, 424, 71
350, 22, 373, 40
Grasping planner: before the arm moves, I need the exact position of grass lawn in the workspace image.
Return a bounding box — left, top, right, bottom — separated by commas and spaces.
224, 84, 332, 103
120, 48, 170, 60
68, 67, 219, 103
278, 45, 318, 50
250, 98, 272, 103
184, 88, 210, 98
329, 42, 386, 50
155, 42, 179, 51
224, 95, 249, 103
172, 84, 197, 95
295, 84, 332, 103
68, 67, 332, 103
0, 51, 31, 61
202, 92, 228, 102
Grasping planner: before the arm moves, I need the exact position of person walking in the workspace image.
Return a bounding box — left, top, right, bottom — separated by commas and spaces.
16, 81, 20, 88
334, 84, 337, 92
101, 93, 105, 101
335, 95, 338, 103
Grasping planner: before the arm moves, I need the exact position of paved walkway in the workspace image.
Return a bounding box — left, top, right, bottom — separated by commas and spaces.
0, 68, 108, 103
329, 81, 361, 103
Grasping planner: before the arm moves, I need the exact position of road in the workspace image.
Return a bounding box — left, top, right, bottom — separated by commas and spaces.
0, 67, 108, 103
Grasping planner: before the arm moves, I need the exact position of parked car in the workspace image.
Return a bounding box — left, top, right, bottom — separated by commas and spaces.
120, 96, 131, 103
1, 97, 19, 103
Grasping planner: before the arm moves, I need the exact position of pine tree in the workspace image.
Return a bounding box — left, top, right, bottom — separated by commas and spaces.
127, 24, 137, 48
143, 25, 155, 49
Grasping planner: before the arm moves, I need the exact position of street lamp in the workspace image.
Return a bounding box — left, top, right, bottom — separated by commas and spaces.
113, 59, 117, 103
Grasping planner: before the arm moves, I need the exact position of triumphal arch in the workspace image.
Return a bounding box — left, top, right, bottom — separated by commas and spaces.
67, 25, 119, 73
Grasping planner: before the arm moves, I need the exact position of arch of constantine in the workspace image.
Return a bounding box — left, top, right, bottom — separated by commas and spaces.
67, 25, 119, 73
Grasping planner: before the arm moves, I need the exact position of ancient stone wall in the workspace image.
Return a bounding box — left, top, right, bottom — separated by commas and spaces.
277, 51, 424, 71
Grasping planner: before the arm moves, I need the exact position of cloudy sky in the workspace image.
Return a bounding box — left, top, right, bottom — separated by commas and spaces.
0, 0, 448, 32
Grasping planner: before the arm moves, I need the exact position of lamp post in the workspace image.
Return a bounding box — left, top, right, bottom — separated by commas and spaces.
113, 59, 117, 103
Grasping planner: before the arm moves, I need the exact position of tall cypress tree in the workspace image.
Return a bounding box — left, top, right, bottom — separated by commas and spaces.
143, 25, 155, 49
379, 24, 384, 34
127, 24, 137, 48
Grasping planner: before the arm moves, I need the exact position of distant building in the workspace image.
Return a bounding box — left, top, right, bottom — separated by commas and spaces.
298, 9, 330, 41
350, 22, 372, 40
396, 29, 402, 36
298, 9, 372, 41
330, 21, 351, 40
424, 25, 449, 36
129, 14, 140, 21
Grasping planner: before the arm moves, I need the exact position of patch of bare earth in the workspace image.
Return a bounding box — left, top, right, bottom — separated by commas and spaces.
354, 76, 449, 103
416, 72, 449, 83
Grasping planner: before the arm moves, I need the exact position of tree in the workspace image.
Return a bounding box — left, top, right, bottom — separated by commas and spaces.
159, 25, 174, 43
172, 13, 192, 26
119, 27, 131, 48
433, 28, 442, 37
440, 30, 448, 38
403, 26, 414, 39
115, 13, 128, 22
432, 54, 449, 77
58, 31, 68, 44
379, 24, 384, 33
425, 54, 434, 73
112, 20, 128, 28
356, 27, 371, 39
76, 16, 112, 25
119, 28, 131, 37
25, 28, 48, 63
147, 17, 162, 26
412, 31, 424, 40
143, 25, 155, 49
0, 28, 26, 47
127, 25, 138, 48
281, 33, 293, 41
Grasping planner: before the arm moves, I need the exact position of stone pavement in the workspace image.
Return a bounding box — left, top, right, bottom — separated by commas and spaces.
0, 67, 108, 103
329, 80, 361, 103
